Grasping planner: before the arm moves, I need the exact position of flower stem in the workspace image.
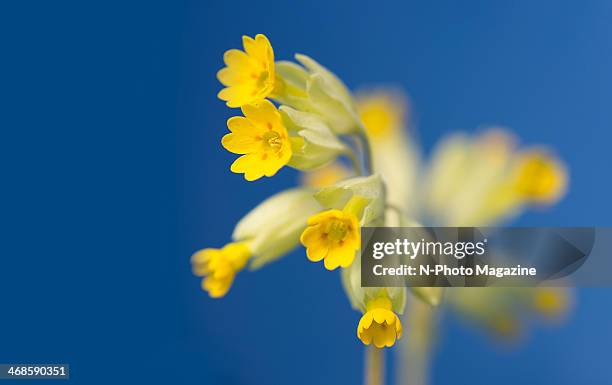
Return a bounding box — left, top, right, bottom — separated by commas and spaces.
346, 149, 364, 176
356, 130, 374, 174
365, 346, 384, 385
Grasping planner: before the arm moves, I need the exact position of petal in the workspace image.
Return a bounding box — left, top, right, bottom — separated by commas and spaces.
371, 326, 388, 348
360, 312, 374, 329
221, 132, 261, 155
241, 100, 280, 127
261, 153, 287, 177
230, 154, 265, 181
306, 244, 328, 262
255, 34, 273, 60
223, 49, 253, 70
358, 328, 373, 345
226, 116, 252, 133
395, 318, 403, 339
218, 85, 257, 108
217, 67, 249, 87
372, 309, 388, 325
300, 225, 322, 247
203, 275, 233, 298
242, 35, 264, 62
329, 243, 357, 268
323, 253, 342, 270
383, 324, 397, 347
307, 210, 342, 226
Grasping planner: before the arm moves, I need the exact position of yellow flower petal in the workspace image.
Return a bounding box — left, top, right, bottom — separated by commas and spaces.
217, 67, 249, 87
217, 34, 276, 107
241, 100, 280, 128
223, 49, 253, 70
230, 154, 265, 181
192, 243, 251, 298
306, 244, 328, 262
301, 208, 360, 270
356, 297, 402, 347
217, 85, 256, 108
223, 101, 292, 181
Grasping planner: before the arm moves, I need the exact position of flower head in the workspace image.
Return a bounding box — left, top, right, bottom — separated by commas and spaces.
300, 163, 351, 188
532, 287, 570, 318
357, 295, 403, 348
513, 150, 567, 205
357, 91, 405, 139
222, 100, 293, 181
217, 34, 276, 108
191, 242, 251, 298
301, 209, 359, 270
300, 196, 366, 270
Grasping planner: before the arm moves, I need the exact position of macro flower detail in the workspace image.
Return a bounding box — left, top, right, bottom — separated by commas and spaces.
301, 207, 360, 270
221, 99, 293, 181
217, 34, 276, 108
357, 295, 403, 348
512, 150, 567, 205
191, 242, 250, 298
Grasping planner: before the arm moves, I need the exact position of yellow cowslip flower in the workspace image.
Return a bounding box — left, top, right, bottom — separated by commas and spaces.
300, 196, 367, 270
217, 34, 276, 108
357, 91, 405, 139
191, 242, 251, 298
357, 295, 403, 348
301, 209, 359, 270
300, 163, 351, 188
532, 287, 570, 318
513, 150, 568, 205
221, 100, 293, 181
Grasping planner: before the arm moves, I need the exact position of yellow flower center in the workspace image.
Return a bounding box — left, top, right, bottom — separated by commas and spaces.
325, 219, 350, 241
300, 207, 361, 270
513, 151, 566, 204
262, 130, 282, 151
357, 94, 404, 139
253, 70, 270, 92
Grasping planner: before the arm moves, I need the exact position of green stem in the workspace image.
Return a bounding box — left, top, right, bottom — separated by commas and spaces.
365, 346, 384, 385
397, 298, 436, 385
357, 130, 374, 174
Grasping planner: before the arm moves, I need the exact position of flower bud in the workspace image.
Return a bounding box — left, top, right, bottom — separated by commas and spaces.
233, 188, 322, 269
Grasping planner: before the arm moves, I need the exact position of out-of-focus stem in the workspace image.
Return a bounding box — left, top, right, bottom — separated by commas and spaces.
365, 346, 384, 385
397, 298, 437, 385
346, 149, 364, 176
356, 130, 374, 174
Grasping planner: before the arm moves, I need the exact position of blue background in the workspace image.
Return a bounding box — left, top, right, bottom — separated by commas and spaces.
1, 0, 611, 384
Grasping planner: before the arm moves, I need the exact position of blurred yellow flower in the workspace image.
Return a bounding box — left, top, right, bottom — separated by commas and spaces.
513, 150, 568, 205
357, 91, 405, 139
300, 196, 366, 270
217, 34, 276, 108
300, 163, 351, 188
191, 242, 250, 298
357, 295, 403, 348
491, 315, 521, 338
533, 287, 570, 318
222, 100, 293, 181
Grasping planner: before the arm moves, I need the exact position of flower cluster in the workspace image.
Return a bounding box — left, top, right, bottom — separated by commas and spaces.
193, 34, 406, 348
193, 34, 570, 355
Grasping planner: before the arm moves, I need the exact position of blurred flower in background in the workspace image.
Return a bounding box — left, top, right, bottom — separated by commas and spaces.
304, 86, 571, 385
